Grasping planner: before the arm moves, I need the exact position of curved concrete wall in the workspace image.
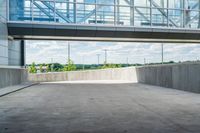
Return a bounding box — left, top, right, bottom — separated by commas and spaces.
28, 67, 138, 82
0, 67, 28, 88
28, 63, 200, 93
136, 63, 200, 93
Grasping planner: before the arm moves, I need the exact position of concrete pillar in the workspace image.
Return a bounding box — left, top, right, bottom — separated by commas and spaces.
21, 40, 25, 67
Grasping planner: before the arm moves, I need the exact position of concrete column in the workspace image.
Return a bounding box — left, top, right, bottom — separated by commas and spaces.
21, 40, 25, 67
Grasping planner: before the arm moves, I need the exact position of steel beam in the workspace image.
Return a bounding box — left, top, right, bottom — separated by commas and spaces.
77, 5, 103, 23
41, 1, 72, 23
150, 0, 178, 27
124, 0, 150, 23
33, 1, 53, 18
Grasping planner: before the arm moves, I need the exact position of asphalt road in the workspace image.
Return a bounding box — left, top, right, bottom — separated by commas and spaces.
0, 81, 200, 133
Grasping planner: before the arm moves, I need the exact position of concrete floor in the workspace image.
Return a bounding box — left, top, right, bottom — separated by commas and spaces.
0, 81, 200, 133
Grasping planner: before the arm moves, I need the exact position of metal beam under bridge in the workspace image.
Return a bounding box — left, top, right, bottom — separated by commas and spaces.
7, 22, 200, 43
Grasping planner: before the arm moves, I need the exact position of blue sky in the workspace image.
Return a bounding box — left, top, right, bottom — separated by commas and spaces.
26, 40, 200, 64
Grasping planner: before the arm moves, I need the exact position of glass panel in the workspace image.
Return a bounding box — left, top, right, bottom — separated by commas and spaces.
184, 10, 200, 28
134, 7, 150, 26
7, 0, 200, 29
96, 5, 114, 25
168, 9, 183, 27
152, 8, 167, 27
135, 0, 150, 7
9, 0, 32, 21
168, 0, 183, 9
77, 4, 95, 24
185, 0, 199, 10
97, 0, 114, 5
118, 0, 129, 6
116, 6, 131, 25
153, 0, 167, 8
0, 0, 7, 19
55, 2, 75, 23
33, 0, 55, 22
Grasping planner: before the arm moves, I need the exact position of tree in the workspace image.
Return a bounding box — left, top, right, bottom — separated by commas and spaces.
63, 59, 76, 71
101, 63, 122, 69
46, 64, 51, 72
39, 64, 43, 73
29, 62, 37, 73
52, 63, 64, 72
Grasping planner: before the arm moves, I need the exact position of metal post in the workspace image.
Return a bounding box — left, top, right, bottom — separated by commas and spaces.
95, 0, 97, 24
198, 0, 200, 28
67, 0, 69, 18
161, 43, 164, 64
161, 0, 164, 24
130, 0, 134, 26
7, 0, 9, 21
53, 0, 55, 22
144, 58, 146, 65
150, 0, 152, 26
167, 0, 169, 27
117, 0, 120, 24
182, 0, 185, 27
74, 0, 77, 23
31, 0, 33, 21
133, 0, 135, 26
114, 0, 117, 25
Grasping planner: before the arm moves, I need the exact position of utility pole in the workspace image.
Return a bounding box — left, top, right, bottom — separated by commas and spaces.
126, 57, 129, 67
104, 49, 108, 64
97, 54, 100, 66
51, 58, 53, 72
68, 42, 71, 63
161, 43, 164, 64
82, 56, 85, 71
144, 58, 146, 66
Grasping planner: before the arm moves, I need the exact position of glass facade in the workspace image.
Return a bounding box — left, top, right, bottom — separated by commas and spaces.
9, 0, 200, 29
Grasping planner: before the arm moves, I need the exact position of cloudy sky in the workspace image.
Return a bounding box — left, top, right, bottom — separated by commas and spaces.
26, 40, 200, 65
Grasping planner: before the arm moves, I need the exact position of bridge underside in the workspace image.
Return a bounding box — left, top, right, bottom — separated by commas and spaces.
8, 22, 200, 43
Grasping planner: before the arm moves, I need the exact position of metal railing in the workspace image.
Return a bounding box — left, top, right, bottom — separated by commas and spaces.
8, 0, 200, 29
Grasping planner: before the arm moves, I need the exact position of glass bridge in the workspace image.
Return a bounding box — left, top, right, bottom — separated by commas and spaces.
9, 0, 200, 29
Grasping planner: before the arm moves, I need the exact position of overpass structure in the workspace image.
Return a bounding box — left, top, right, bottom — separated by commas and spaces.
1, 0, 200, 87
7, 0, 200, 43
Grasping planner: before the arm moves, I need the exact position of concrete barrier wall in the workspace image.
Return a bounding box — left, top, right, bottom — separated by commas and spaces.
28, 67, 138, 82
136, 63, 200, 93
0, 67, 28, 88
28, 63, 200, 93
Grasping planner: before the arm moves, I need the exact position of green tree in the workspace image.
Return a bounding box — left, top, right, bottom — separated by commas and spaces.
39, 64, 43, 73
63, 59, 76, 71
52, 63, 64, 72
29, 62, 37, 73
101, 63, 122, 69
46, 64, 51, 72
